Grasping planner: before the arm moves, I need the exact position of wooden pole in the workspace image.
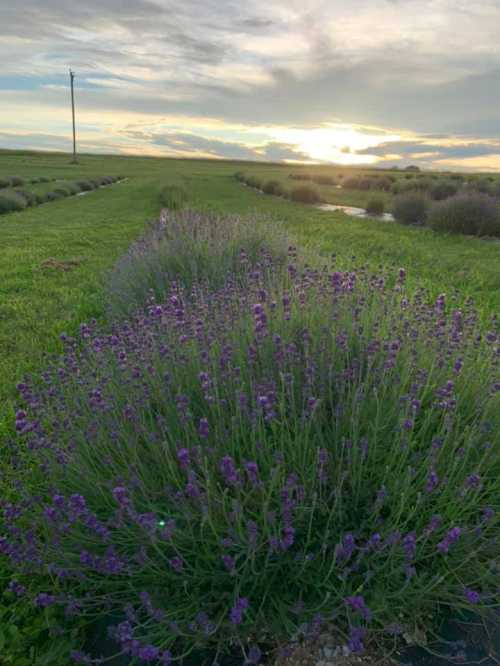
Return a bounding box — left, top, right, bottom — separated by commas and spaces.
69, 69, 77, 164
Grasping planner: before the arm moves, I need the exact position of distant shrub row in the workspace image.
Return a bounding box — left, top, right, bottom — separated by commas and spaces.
392, 192, 500, 237
0, 176, 123, 215
236, 171, 500, 236
284, 171, 500, 202
0, 175, 56, 189
235, 172, 322, 204
288, 173, 339, 184
0, 175, 26, 189
342, 175, 394, 192
392, 175, 500, 200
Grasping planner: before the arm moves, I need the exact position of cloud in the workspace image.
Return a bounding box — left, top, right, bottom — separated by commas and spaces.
356, 138, 500, 165
260, 142, 310, 162
151, 132, 259, 160
0, 131, 73, 152
147, 132, 311, 162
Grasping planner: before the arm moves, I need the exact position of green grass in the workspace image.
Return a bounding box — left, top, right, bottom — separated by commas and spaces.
1, 150, 499, 435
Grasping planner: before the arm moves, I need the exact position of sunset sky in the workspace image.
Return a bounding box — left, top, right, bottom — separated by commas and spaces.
1, 0, 500, 170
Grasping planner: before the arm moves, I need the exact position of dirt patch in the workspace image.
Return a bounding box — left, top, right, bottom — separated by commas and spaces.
40, 258, 82, 271
271, 631, 395, 666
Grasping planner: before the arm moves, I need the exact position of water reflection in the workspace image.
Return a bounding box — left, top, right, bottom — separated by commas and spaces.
317, 203, 394, 222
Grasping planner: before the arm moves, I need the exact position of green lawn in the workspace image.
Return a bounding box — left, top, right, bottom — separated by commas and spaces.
1, 150, 499, 434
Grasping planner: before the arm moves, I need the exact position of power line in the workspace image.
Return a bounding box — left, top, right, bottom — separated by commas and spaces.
69, 69, 77, 164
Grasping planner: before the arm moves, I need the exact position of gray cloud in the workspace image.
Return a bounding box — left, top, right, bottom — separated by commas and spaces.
356, 138, 500, 163
152, 133, 259, 160
2, 0, 500, 167
0, 132, 73, 152
147, 133, 310, 162
261, 142, 310, 162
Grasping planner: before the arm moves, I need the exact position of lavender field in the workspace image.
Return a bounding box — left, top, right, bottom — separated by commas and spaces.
3, 0, 500, 661
2, 208, 499, 665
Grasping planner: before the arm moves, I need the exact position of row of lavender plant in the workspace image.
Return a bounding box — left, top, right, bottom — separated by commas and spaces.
106, 209, 289, 319
2, 210, 500, 665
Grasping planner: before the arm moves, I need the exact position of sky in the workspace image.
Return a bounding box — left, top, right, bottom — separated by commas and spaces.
1, 0, 500, 170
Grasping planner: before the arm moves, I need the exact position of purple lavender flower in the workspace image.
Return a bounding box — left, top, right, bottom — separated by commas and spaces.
112, 486, 130, 507
247, 645, 262, 664
138, 645, 160, 662
464, 588, 481, 604
219, 455, 240, 486
115, 620, 133, 643
198, 417, 210, 439
69, 493, 87, 517
426, 469, 439, 492
177, 447, 191, 469
336, 533, 356, 563
169, 556, 184, 572
245, 461, 260, 486
482, 507, 495, 522
34, 593, 57, 608
222, 554, 236, 573
160, 650, 172, 665
229, 597, 249, 625
247, 520, 258, 548
366, 533, 382, 551
424, 514, 443, 536
465, 474, 481, 489
345, 595, 372, 621
280, 526, 295, 551
348, 626, 366, 652
8, 580, 26, 596
437, 526, 462, 554
403, 532, 417, 561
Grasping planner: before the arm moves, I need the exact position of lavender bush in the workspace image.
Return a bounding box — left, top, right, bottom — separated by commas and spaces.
365, 197, 385, 215
105, 209, 289, 318
289, 186, 321, 204
427, 194, 500, 237
392, 192, 429, 225
0, 189, 28, 214
2, 233, 499, 663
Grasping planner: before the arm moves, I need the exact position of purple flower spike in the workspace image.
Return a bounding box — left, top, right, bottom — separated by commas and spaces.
138, 645, 160, 662
198, 417, 210, 439
245, 461, 260, 486
247, 645, 262, 664
34, 592, 57, 608
222, 554, 236, 573
230, 596, 249, 625
8, 580, 26, 597
437, 526, 462, 554
112, 486, 130, 507
280, 525, 295, 551
160, 650, 172, 665
345, 595, 372, 621
348, 626, 366, 653
177, 447, 191, 469
220, 455, 240, 486
169, 556, 184, 572
464, 588, 481, 604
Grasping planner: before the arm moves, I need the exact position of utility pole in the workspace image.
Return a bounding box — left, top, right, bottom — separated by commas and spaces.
69, 69, 77, 164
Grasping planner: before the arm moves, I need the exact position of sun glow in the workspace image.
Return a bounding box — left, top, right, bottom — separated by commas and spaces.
263, 125, 402, 164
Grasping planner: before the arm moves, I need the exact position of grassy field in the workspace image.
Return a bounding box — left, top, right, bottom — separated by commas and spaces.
1, 149, 499, 433
1, 148, 500, 665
